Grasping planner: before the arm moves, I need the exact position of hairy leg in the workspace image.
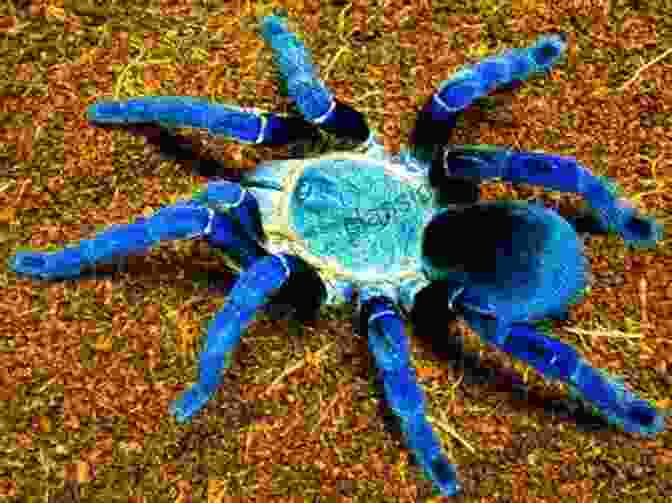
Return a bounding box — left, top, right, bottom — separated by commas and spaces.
361, 293, 461, 497
501, 323, 666, 436
10, 202, 213, 280
170, 254, 325, 422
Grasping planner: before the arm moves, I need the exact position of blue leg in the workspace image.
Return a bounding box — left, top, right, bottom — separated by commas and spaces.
441, 146, 663, 247
88, 96, 319, 146
9, 201, 214, 280
360, 293, 461, 497
170, 253, 323, 422
411, 33, 567, 162
499, 324, 667, 436
9, 179, 268, 280
259, 14, 370, 143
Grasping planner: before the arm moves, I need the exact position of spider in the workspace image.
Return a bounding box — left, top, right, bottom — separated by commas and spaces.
9, 13, 666, 497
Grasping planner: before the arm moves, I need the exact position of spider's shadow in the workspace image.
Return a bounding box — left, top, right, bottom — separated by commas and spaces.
100, 123, 242, 179
73, 253, 304, 324
91, 120, 613, 460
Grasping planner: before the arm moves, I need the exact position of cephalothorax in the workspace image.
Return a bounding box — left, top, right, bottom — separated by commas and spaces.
10, 13, 666, 497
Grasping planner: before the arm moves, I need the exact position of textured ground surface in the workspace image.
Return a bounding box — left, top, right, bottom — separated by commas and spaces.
0, 0, 671, 501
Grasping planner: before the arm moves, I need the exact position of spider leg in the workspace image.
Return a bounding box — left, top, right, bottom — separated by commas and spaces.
411, 33, 567, 162
87, 96, 320, 146
360, 293, 461, 497
498, 323, 667, 436
259, 14, 370, 144
9, 180, 265, 280
170, 253, 325, 422
9, 201, 214, 280
440, 146, 663, 247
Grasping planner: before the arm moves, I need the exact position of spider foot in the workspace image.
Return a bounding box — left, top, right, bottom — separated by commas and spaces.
426, 456, 461, 497
584, 205, 664, 249
583, 177, 664, 248
401, 414, 462, 496
619, 211, 664, 249
169, 384, 215, 424
9, 249, 85, 280
569, 365, 667, 436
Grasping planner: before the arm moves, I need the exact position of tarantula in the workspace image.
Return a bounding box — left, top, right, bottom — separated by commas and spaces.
9, 13, 666, 497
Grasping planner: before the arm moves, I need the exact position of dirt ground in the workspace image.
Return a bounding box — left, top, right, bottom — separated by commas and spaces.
0, 0, 670, 501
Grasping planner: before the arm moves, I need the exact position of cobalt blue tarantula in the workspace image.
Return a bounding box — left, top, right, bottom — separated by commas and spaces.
9, 13, 666, 497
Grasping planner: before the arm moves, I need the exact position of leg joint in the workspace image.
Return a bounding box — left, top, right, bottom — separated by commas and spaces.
144, 202, 214, 241
192, 181, 247, 213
